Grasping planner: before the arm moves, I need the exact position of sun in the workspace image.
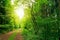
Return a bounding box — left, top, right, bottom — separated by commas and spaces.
14, 5, 24, 19
11, 0, 24, 19
11, 0, 15, 5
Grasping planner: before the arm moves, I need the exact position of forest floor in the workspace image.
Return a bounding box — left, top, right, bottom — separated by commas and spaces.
0, 29, 24, 40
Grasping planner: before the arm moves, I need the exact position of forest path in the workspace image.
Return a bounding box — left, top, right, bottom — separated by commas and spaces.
0, 29, 23, 40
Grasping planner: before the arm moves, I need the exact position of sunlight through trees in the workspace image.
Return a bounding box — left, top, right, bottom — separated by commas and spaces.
14, 4, 24, 19
0, 0, 59, 40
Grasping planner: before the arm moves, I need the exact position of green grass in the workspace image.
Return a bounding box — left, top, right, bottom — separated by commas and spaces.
8, 32, 17, 40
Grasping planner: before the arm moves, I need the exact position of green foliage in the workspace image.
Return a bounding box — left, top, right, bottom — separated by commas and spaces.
22, 0, 59, 40
0, 0, 19, 34
0, 0, 59, 40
